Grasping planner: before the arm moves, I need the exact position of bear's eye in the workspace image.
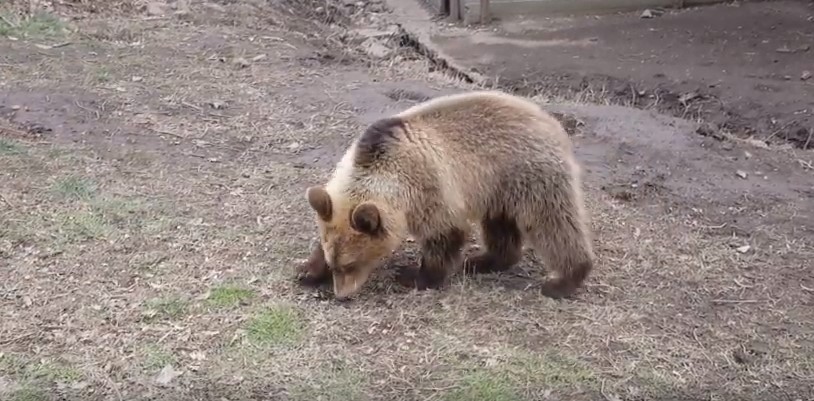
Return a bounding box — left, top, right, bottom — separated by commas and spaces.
338, 262, 356, 273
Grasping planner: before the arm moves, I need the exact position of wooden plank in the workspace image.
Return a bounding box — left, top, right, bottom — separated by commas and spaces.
449, 0, 461, 21
480, 0, 490, 24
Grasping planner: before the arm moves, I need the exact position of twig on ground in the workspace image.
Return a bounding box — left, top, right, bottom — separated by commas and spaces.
0, 331, 36, 345
75, 100, 101, 119
711, 299, 762, 304
692, 329, 716, 366
151, 128, 185, 139
0, 193, 14, 208
182, 101, 202, 112
0, 14, 17, 29
764, 120, 796, 143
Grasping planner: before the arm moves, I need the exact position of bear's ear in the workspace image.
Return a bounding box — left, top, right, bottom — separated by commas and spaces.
306, 186, 332, 221
350, 202, 381, 235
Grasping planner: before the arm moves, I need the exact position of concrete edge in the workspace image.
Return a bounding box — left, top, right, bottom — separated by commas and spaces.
382, 0, 489, 86
460, 0, 734, 22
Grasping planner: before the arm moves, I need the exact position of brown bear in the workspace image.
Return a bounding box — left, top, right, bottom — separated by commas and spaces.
296, 90, 594, 300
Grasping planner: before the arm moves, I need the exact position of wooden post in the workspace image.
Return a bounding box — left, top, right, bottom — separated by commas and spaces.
480, 0, 490, 24
449, 0, 460, 21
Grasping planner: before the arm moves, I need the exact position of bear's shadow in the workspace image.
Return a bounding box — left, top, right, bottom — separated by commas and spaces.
295, 240, 554, 302
367, 243, 549, 296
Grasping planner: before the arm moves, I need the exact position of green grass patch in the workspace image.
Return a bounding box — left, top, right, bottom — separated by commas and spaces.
440, 349, 597, 400
26, 361, 82, 383
246, 305, 304, 346
0, 11, 67, 39
8, 193, 169, 247
524, 351, 597, 388
0, 138, 25, 155
443, 370, 518, 401
142, 344, 176, 371
144, 296, 188, 321
628, 366, 682, 398
0, 352, 27, 376
7, 386, 48, 401
55, 209, 111, 241
0, 353, 82, 384
289, 368, 368, 401
207, 285, 256, 307
50, 176, 96, 200
89, 196, 149, 226
94, 66, 111, 83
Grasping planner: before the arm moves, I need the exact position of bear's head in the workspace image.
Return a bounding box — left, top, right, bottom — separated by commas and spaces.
305, 186, 402, 300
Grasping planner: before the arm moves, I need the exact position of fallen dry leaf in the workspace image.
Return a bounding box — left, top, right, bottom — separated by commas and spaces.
155, 364, 182, 386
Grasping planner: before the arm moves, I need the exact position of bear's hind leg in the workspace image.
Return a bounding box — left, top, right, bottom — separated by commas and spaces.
464, 213, 523, 275
528, 217, 593, 299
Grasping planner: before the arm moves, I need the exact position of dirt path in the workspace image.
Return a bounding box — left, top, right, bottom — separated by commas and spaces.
1, 1, 813, 401
420, 0, 814, 150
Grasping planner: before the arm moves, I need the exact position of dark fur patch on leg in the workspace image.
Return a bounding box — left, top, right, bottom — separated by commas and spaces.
464, 214, 523, 275
296, 240, 332, 288
397, 228, 465, 290
540, 260, 593, 299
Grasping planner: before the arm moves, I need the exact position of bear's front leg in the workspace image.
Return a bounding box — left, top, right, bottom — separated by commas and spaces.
295, 238, 331, 287
396, 227, 466, 291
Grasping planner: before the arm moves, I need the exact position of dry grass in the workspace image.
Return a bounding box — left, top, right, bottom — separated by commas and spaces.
1, 1, 813, 401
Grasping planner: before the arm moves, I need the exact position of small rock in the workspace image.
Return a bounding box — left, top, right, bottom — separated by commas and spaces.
203, 2, 226, 13
744, 151, 752, 159
209, 101, 226, 110
776, 44, 811, 54
351, 27, 398, 39
232, 57, 250, 68
70, 381, 90, 390
732, 349, 751, 364
11, 105, 20, 110
679, 92, 699, 104
146, 1, 167, 16
736, 245, 751, 254
735, 170, 748, 179
640, 9, 654, 18
131, 76, 143, 82
287, 142, 301, 150
251, 54, 267, 62
154, 365, 182, 386
802, 70, 812, 81
696, 122, 723, 140
360, 38, 392, 58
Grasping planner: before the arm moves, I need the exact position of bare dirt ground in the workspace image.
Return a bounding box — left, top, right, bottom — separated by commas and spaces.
1, 1, 813, 401
428, 0, 814, 150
